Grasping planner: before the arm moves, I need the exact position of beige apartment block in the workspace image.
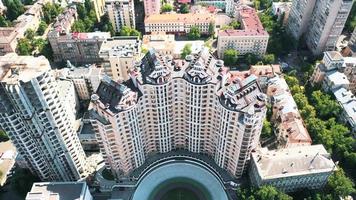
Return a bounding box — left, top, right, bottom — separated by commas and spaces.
217, 6, 269, 58
106, 0, 136, 33
90, 48, 267, 178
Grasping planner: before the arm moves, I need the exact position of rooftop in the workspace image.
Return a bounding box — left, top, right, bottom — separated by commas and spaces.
251, 145, 336, 179
145, 13, 214, 24
0, 54, 50, 84
99, 36, 140, 58
325, 70, 350, 86
333, 87, 356, 125
325, 51, 344, 61
26, 182, 88, 200
218, 6, 268, 37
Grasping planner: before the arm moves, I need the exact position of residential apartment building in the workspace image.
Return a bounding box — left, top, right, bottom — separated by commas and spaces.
267, 75, 312, 148
144, 13, 215, 35
57, 65, 103, 101
99, 36, 141, 81
271, 2, 291, 25
26, 182, 92, 200
0, 0, 45, 55
310, 51, 344, 85
106, 0, 136, 33
0, 54, 88, 181
143, 0, 160, 16
333, 88, 356, 133
217, 6, 269, 58
91, 0, 105, 21
90, 48, 267, 178
249, 145, 336, 192
48, 6, 110, 64
287, 0, 354, 55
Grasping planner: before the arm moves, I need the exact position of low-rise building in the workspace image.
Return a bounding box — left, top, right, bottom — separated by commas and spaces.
0, 0, 45, 55
322, 70, 350, 92
26, 182, 92, 200
310, 51, 344, 85
77, 113, 99, 151
332, 88, 356, 133
217, 6, 269, 58
142, 32, 205, 58
99, 36, 141, 81
144, 13, 215, 35
267, 76, 312, 148
271, 2, 292, 25
249, 145, 336, 192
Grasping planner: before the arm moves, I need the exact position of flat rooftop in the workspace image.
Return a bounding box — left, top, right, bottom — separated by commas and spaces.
145, 13, 214, 24
251, 145, 336, 179
333, 87, 356, 125
26, 182, 87, 200
0, 54, 50, 83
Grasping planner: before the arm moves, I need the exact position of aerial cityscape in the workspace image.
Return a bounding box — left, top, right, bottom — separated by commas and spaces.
0, 0, 355, 199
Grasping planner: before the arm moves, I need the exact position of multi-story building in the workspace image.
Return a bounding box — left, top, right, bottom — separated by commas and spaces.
217, 6, 269, 58
57, 65, 103, 101
249, 145, 336, 192
0, 54, 88, 181
310, 51, 344, 85
91, 0, 105, 22
143, 0, 160, 16
99, 36, 141, 81
26, 182, 92, 200
267, 75, 312, 148
90, 48, 267, 178
49, 31, 110, 64
271, 2, 291, 25
48, 6, 110, 64
57, 79, 79, 128
106, 0, 136, 33
144, 13, 215, 35
287, 0, 354, 55
333, 88, 356, 133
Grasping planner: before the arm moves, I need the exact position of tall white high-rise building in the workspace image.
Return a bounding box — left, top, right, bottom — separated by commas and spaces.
287, 0, 354, 55
90, 48, 267, 178
106, 0, 136, 33
0, 54, 88, 181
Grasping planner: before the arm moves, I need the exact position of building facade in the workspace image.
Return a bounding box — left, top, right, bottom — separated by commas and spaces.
0, 54, 88, 181
99, 36, 141, 81
249, 145, 336, 192
144, 13, 214, 35
287, 0, 354, 55
106, 0, 136, 33
143, 0, 161, 16
90, 48, 267, 178
217, 6, 269, 58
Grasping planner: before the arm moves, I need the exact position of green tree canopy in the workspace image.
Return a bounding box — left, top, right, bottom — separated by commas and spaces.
261, 119, 272, 139
223, 48, 239, 66
161, 3, 173, 12
42, 3, 63, 24
0, 130, 9, 142
181, 44, 192, 59
229, 20, 240, 29
208, 22, 215, 36
188, 26, 200, 40
311, 91, 341, 119
3, 0, 25, 21
120, 26, 141, 37
262, 54, 275, 64
37, 21, 48, 35
0, 15, 10, 27
17, 38, 32, 55
180, 4, 189, 13
71, 20, 86, 32
328, 169, 355, 198
25, 29, 35, 40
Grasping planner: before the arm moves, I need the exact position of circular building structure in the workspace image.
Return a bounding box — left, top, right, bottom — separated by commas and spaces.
131, 161, 229, 200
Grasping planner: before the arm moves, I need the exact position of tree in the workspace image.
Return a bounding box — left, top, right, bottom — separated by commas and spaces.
23, 0, 33, 5
188, 26, 200, 40
229, 20, 240, 29
181, 44, 192, 59
3, 0, 25, 21
223, 48, 239, 66
0, 130, 9, 142
180, 4, 189, 13
262, 54, 275, 64
256, 186, 292, 200
311, 91, 341, 119
208, 22, 215, 36
244, 53, 259, 65
71, 20, 86, 32
25, 29, 35, 40
17, 38, 32, 55
161, 4, 173, 12
0, 15, 10, 27
76, 4, 87, 20
328, 169, 355, 198
344, 3, 356, 32
120, 26, 141, 37
42, 3, 63, 24
11, 168, 40, 196
37, 21, 48, 35
261, 119, 272, 139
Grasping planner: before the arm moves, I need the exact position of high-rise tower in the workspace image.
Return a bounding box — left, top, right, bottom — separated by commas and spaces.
0, 54, 88, 181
